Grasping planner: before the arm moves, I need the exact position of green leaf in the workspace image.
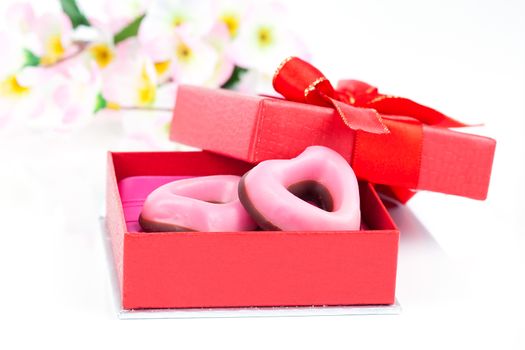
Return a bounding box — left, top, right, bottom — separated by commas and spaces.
93, 93, 107, 113
113, 14, 146, 45
60, 0, 90, 28
23, 49, 40, 67
221, 66, 249, 90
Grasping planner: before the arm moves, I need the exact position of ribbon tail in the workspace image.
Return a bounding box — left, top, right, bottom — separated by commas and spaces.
328, 97, 390, 134
368, 96, 469, 128
375, 184, 417, 204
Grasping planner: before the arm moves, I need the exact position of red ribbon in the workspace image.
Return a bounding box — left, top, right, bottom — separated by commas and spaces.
272, 57, 468, 203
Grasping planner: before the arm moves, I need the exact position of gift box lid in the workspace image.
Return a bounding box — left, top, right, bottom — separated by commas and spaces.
170, 84, 496, 202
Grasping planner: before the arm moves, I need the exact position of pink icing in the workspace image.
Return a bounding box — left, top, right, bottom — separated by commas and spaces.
240, 145, 361, 231
140, 175, 257, 232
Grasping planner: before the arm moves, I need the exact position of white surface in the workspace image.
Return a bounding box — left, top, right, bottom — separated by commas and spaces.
1, 0, 524, 349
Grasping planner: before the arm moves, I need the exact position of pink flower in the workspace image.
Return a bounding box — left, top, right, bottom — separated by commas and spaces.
230, 2, 310, 75
30, 12, 74, 66
206, 23, 235, 86
49, 61, 101, 129
137, 0, 234, 86
0, 20, 98, 131
0, 66, 50, 130
139, 0, 214, 41
169, 31, 221, 86
118, 82, 177, 150
69, 25, 117, 70
101, 39, 158, 108
212, 0, 249, 40
0, 30, 40, 129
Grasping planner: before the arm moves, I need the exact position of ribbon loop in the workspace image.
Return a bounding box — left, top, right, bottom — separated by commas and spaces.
336, 79, 468, 127
273, 57, 389, 134
273, 56, 335, 106
273, 57, 469, 132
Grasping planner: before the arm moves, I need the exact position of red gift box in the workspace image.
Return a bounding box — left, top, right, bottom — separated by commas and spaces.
170, 58, 496, 202
106, 151, 399, 309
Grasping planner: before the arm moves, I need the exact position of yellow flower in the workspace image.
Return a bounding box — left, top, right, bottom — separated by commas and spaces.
89, 43, 115, 68
220, 13, 240, 38
154, 60, 171, 76
172, 14, 186, 27
175, 42, 193, 63
0, 74, 30, 98
256, 26, 274, 49
137, 65, 156, 106
40, 34, 65, 65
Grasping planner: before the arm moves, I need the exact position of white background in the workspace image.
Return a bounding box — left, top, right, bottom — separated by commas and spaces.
1, 0, 524, 349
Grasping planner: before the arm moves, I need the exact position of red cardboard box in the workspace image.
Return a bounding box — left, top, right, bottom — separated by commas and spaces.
106, 151, 399, 309
170, 85, 496, 200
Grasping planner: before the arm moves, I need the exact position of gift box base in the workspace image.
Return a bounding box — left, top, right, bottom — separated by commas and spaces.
100, 216, 401, 318
106, 151, 399, 310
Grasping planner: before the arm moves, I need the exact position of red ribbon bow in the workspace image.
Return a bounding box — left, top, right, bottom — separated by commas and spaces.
272, 56, 469, 203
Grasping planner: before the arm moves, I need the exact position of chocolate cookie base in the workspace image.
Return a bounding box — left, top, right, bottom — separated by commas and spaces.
238, 175, 334, 231
138, 214, 195, 232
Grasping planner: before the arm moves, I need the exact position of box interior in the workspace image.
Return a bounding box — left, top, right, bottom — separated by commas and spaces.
111, 151, 396, 232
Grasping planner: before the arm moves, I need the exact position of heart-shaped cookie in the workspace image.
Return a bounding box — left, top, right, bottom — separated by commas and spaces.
140, 175, 257, 232
239, 146, 361, 231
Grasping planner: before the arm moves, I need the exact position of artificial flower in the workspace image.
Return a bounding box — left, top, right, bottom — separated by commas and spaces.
70, 25, 116, 69
118, 82, 177, 150
0, 0, 309, 136
48, 61, 101, 129
139, 0, 214, 41
30, 12, 74, 66
138, 0, 219, 85
170, 31, 221, 86
101, 39, 158, 108
205, 22, 236, 87
140, 25, 222, 86
213, 0, 249, 39
0, 31, 40, 129
230, 2, 309, 75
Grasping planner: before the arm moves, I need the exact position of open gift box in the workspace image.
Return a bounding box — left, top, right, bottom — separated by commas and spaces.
106, 150, 399, 310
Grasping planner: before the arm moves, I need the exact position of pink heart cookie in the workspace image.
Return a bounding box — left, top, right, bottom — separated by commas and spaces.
239, 146, 361, 231
140, 175, 257, 232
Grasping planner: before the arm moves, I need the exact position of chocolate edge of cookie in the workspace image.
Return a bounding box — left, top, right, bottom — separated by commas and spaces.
138, 214, 196, 233
238, 174, 282, 231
